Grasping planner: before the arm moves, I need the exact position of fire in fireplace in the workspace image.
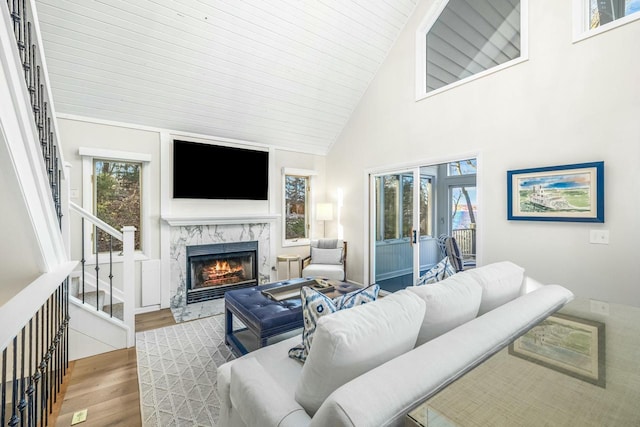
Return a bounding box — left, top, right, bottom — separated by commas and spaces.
186, 241, 258, 303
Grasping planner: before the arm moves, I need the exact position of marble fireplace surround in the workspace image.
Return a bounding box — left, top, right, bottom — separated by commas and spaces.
164, 215, 278, 322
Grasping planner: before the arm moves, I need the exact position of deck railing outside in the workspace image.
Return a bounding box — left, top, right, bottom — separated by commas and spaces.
451, 227, 476, 259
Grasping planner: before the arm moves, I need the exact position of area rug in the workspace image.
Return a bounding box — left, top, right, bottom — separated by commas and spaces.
136, 314, 236, 426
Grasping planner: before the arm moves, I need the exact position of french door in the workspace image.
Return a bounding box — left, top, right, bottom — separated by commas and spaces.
370, 168, 433, 292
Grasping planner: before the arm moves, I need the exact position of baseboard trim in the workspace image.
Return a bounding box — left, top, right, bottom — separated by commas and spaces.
135, 305, 162, 315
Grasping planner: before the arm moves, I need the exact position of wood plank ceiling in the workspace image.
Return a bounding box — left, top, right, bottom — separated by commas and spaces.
35, 0, 418, 154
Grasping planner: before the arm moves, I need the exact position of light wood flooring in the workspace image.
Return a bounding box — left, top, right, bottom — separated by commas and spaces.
54, 309, 176, 426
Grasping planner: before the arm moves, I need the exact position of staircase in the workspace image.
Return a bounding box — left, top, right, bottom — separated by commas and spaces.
66, 202, 137, 360
69, 272, 125, 321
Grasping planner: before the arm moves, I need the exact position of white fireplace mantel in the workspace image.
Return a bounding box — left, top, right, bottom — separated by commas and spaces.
162, 214, 280, 227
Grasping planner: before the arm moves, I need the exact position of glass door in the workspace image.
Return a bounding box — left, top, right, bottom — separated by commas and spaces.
370, 168, 426, 292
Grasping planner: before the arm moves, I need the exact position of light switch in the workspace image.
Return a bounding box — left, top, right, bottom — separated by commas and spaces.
589, 230, 609, 244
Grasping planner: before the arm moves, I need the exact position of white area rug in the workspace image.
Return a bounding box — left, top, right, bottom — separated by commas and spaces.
136, 315, 236, 426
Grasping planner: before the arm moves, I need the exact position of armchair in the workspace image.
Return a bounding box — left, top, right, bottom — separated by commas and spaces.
301, 239, 347, 281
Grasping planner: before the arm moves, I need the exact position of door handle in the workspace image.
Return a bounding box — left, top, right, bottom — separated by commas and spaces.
412, 230, 417, 245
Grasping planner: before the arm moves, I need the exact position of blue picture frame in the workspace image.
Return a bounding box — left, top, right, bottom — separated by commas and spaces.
507, 161, 604, 222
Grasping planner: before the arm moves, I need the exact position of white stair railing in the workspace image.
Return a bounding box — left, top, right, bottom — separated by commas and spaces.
69, 202, 136, 347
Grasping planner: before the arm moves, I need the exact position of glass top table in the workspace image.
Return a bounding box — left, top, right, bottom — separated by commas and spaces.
406, 298, 640, 426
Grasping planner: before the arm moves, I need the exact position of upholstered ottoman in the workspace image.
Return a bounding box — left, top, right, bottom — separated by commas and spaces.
224, 279, 305, 356
224, 278, 357, 356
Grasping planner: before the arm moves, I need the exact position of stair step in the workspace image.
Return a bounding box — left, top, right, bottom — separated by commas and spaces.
76, 290, 106, 310
102, 303, 124, 321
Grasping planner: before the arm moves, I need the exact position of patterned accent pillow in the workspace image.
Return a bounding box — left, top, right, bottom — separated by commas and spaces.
333, 283, 380, 309
416, 257, 456, 286
288, 284, 380, 363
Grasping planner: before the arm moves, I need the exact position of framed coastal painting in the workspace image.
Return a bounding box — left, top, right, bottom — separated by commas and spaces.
507, 161, 604, 222
509, 313, 606, 388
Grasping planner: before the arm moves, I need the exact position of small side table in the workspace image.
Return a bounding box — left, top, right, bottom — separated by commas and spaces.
276, 254, 300, 280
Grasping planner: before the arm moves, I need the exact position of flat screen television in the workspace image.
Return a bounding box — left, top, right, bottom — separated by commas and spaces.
173, 140, 269, 200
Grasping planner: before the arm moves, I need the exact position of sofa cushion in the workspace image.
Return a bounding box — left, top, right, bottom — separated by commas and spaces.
463, 261, 525, 315
288, 284, 380, 362
230, 358, 310, 427
415, 256, 456, 285
310, 247, 343, 265
407, 274, 482, 346
294, 290, 425, 415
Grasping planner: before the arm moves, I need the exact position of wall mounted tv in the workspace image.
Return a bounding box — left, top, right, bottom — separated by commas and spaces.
173, 140, 269, 200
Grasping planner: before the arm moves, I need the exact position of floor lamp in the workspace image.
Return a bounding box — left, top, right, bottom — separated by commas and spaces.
316, 203, 333, 238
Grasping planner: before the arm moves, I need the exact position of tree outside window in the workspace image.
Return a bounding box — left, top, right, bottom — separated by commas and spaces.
94, 160, 141, 252
284, 175, 308, 240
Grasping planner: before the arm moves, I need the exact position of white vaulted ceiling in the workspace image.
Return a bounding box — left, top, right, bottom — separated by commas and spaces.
35, 0, 418, 154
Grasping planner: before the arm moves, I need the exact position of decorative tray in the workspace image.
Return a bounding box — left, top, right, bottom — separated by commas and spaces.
261, 279, 334, 301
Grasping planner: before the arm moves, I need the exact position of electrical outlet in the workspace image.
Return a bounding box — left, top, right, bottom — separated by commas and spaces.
589, 230, 609, 244
590, 299, 609, 316
71, 409, 88, 425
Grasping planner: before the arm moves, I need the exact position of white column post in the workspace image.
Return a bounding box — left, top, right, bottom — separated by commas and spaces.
122, 226, 137, 347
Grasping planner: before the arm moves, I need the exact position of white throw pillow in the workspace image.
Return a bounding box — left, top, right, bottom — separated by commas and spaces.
310, 247, 343, 265
463, 261, 525, 315
406, 274, 482, 346
288, 284, 380, 363
294, 290, 426, 415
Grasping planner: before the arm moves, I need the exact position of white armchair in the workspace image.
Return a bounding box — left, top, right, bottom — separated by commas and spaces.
301, 239, 347, 281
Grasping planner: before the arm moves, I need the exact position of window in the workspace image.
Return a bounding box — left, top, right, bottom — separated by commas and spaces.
448, 158, 478, 176
419, 176, 433, 237
375, 173, 432, 241
574, 0, 640, 39
589, 0, 640, 28
80, 148, 151, 258
416, 0, 527, 99
94, 160, 141, 252
282, 168, 316, 246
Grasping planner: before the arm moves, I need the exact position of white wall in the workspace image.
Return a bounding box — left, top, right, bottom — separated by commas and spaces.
326, 0, 640, 306
58, 117, 325, 309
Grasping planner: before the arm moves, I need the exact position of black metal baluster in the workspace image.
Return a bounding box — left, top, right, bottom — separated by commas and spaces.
26, 22, 34, 108
58, 286, 62, 397
2, 347, 6, 427
40, 300, 48, 427
65, 279, 70, 374
19, 326, 27, 427
21, 0, 28, 81
47, 294, 53, 420
33, 310, 39, 427
27, 318, 34, 427
9, 337, 19, 426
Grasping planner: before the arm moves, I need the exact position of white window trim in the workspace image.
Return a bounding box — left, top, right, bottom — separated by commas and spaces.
572, 0, 640, 43
415, 0, 529, 101
281, 167, 317, 248
80, 147, 151, 263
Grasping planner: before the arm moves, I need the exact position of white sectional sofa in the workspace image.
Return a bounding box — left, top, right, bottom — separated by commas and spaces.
217, 261, 574, 427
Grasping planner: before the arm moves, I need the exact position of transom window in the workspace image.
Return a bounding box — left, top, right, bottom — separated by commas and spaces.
416, 0, 527, 99
589, 0, 640, 28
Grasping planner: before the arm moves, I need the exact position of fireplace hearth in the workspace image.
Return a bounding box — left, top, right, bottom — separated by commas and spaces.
186, 241, 258, 303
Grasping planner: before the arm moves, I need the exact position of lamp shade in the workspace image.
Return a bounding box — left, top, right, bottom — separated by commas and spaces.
316, 203, 333, 221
